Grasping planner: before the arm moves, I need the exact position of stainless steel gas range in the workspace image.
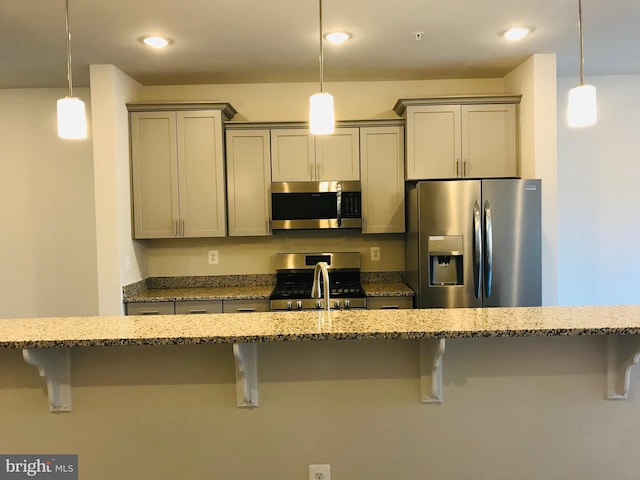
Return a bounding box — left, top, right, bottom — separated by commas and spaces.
269, 252, 366, 311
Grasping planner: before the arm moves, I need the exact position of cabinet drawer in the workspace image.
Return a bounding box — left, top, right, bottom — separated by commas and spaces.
126, 302, 175, 315
222, 299, 269, 313
367, 296, 413, 310
175, 300, 222, 314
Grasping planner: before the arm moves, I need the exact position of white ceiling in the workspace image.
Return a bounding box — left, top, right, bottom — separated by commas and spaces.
1, 0, 639, 89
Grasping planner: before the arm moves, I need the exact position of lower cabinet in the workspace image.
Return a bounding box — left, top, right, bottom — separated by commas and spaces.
126, 299, 269, 315
367, 296, 414, 310
126, 302, 175, 315
175, 300, 222, 314
222, 299, 270, 313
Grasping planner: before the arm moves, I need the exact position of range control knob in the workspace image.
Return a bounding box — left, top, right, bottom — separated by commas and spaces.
286, 301, 293, 311
333, 300, 341, 309
315, 300, 323, 309
296, 300, 303, 310
344, 299, 351, 309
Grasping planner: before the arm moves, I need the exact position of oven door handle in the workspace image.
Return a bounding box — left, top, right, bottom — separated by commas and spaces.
336, 182, 342, 227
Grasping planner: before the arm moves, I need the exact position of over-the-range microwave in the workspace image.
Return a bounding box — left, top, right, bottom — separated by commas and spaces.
271, 181, 362, 230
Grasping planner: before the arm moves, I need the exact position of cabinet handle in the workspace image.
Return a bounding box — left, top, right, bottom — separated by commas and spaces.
379, 305, 400, 309
316, 162, 320, 180
309, 162, 314, 180
181, 219, 185, 237
362, 215, 367, 233
463, 159, 467, 177
173, 220, 178, 237
235, 308, 256, 312
188, 309, 209, 314
140, 310, 160, 315
455, 159, 460, 177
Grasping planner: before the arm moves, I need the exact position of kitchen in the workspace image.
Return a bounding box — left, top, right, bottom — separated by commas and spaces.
2, 2, 640, 480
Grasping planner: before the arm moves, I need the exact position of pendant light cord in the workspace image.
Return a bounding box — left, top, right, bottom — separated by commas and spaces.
318, 0, 324, 93
65, 0, 73, 97
578, 0, 585, 85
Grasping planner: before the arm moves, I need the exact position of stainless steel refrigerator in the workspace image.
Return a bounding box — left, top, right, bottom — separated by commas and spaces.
405, 179, 541, 308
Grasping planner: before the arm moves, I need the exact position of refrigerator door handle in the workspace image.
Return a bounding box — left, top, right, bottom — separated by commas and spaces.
484, 200, 493, 297
473, 200, 482, 298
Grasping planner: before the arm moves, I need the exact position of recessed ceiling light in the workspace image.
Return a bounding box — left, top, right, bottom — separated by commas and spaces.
502, 27, 534, 41
142, 36, 171, 49
323, 31, 352, 45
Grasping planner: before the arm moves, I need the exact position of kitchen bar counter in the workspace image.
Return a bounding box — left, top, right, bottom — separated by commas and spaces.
2, 305, 640, 349
6, 305, 640, 411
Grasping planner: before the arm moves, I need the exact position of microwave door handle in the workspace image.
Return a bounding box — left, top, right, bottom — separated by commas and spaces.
336, 182, 342, 227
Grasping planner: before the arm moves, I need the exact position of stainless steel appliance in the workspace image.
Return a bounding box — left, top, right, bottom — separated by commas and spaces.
271, 181, 362, 230
405, 179, 541, 308
269, 252, 366, 310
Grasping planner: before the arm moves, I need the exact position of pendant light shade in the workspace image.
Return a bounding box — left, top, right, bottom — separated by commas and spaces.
309, 92, 335, 135
567, 0, 597, 127
568, 83, 597, 127
57, 0, 87, 140
309, 0, 335, 135
57, 96, 87, 139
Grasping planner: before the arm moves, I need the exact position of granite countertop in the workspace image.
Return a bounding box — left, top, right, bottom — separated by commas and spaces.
123, 274, 414, 303
2, 305, 640, 349
125, 285, 275, 302
361, 282, 414, 297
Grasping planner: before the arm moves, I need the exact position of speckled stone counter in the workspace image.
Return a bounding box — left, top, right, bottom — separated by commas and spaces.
124, 285, 274, 303
361, 282, 414, 297
123, 273, 414, 303
2, 305, 640, 349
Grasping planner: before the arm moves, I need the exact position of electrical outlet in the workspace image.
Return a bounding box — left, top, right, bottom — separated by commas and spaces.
208, 250, 219, 265
309, 464, 330, 480
370, 246, 381, 262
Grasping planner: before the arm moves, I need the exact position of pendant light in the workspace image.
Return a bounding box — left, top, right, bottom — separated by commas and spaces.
57, 0, 87, 140
567, 0, 597, 127
309, 0, 335, 135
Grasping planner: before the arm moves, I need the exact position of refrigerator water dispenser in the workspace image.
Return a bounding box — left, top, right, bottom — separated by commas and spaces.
428, 236, 463, 286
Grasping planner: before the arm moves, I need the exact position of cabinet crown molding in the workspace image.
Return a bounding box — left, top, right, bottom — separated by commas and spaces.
393, 95, 522, 116
127, 102, 237, 120
225, 118, 405, 130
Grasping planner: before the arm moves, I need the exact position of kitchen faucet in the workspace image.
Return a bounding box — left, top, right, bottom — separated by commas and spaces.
311, 261, 330, 312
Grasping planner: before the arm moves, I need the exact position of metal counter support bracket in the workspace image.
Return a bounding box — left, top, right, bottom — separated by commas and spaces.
233, 343, 258, 408
606, 335, 640, 400
22, 348, 72, 412
420, 338, 446, 404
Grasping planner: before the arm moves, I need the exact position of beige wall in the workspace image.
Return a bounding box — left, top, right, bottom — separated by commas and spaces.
141, 78, 506, 121
505, 54, 558, 306
90, 65, 145, 314
1, 336, 637, 480
0, 88, 98, 318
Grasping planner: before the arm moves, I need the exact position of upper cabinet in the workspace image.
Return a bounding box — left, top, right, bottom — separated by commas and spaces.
225, 129, 272, 236
129, 103, 236, 239
270, 127, 360, 181
360, 126, 405, 233
394, 96, 520, 180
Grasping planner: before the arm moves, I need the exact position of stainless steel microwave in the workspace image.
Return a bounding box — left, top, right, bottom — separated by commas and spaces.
271, 181, 362, 230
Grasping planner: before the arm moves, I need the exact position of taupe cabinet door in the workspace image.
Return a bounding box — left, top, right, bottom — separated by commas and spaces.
360, 126, 405, 233
130, 110, 226, 238
270, 128, 360, 181
406, 104, 517, 180
225, 130, 272, 236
